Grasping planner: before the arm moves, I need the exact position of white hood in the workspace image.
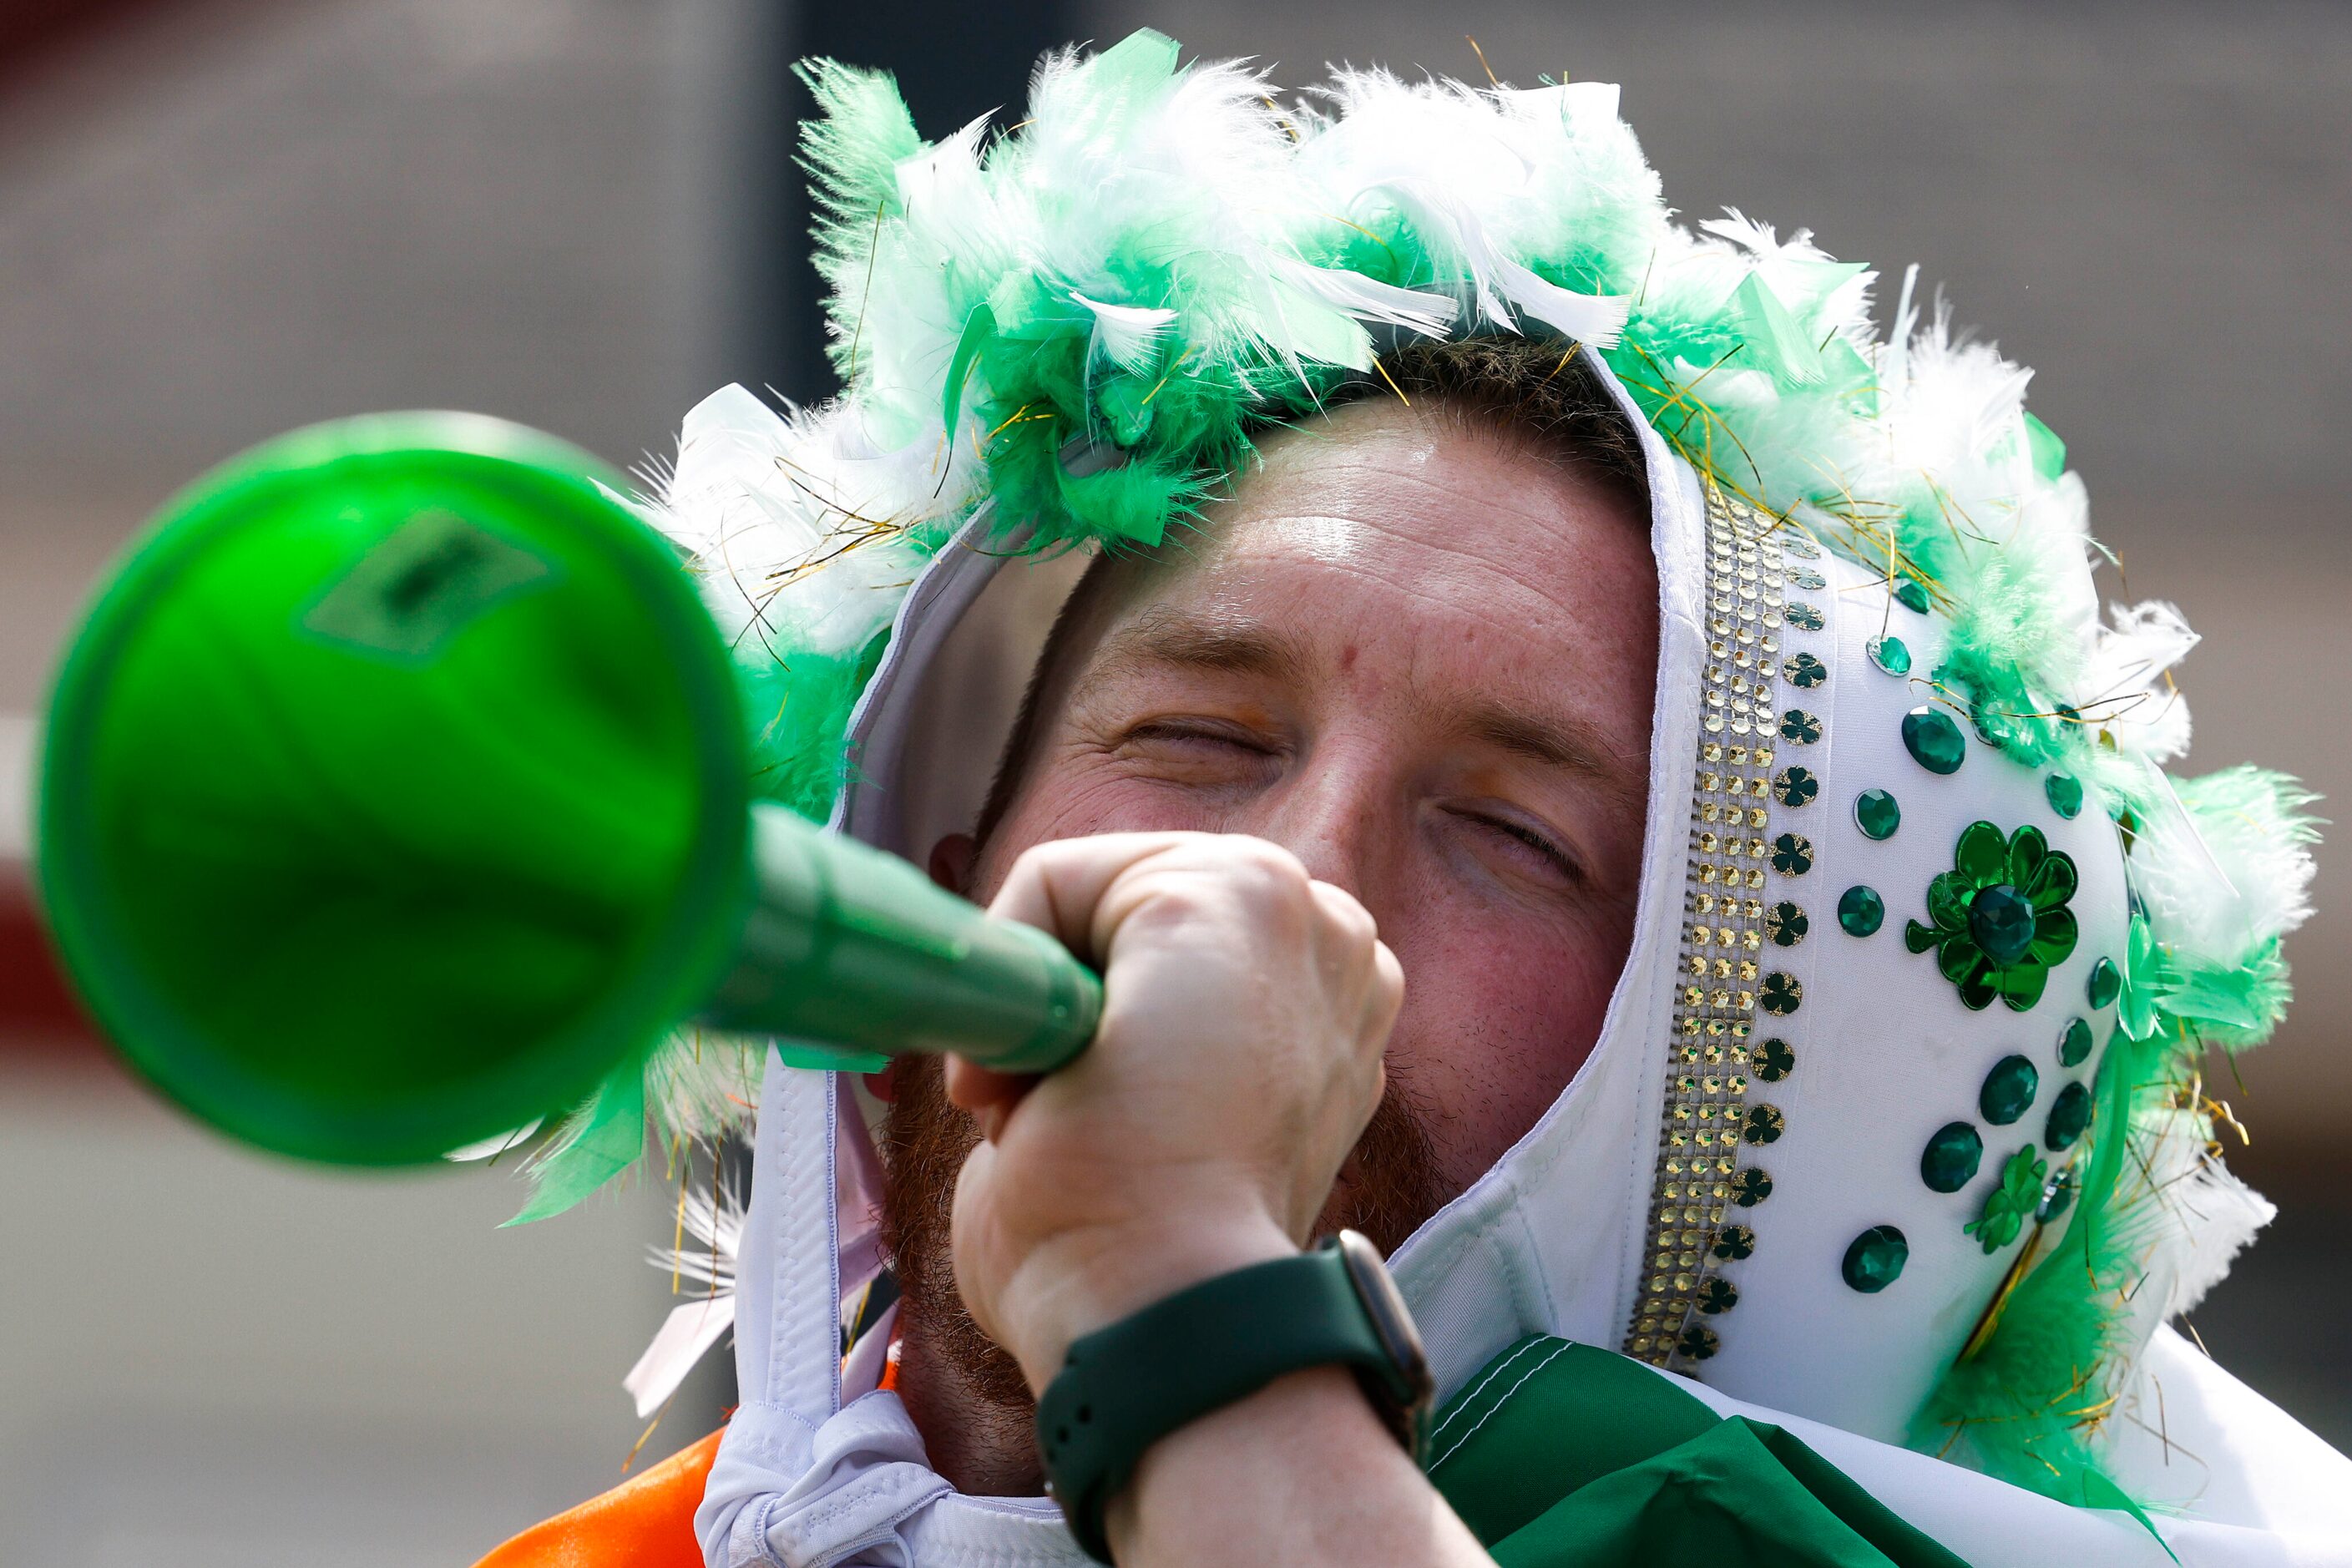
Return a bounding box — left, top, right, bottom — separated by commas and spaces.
689, 358, 2350, 1566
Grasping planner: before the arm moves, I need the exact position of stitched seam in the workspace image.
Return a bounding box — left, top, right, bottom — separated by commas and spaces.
1427, 1338, 1575, 1474
1426, 1335, 1549, 1445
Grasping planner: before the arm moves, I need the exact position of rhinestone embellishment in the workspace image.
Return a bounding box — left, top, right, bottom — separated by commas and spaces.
1625, 489, 1803, 1373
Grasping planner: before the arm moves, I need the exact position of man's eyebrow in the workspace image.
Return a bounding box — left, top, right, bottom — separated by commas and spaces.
1089, 608, 1313, 685
1460, 699, 1633, 789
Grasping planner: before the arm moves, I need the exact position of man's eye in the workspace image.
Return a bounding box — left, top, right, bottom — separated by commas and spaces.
1120, 720, 1272, 755
1460, 810, 1583, 885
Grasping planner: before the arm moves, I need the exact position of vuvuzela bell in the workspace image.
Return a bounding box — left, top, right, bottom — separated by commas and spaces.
33, 413, 1100, 1166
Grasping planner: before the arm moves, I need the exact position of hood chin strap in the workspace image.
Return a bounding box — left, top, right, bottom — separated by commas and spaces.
695, 1057, 1087, 1568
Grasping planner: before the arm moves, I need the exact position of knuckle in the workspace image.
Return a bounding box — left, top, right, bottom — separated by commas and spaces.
1227, 835, 1310, 891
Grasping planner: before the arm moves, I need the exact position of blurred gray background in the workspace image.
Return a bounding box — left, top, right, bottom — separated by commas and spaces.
2, 2, 2345, 1562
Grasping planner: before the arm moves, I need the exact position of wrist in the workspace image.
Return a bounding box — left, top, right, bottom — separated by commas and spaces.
1033, 1231, 1437, 1563
997, 1209, 1298, 1392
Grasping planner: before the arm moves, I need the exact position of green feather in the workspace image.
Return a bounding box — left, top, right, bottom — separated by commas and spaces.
503, 1060, 648, 1227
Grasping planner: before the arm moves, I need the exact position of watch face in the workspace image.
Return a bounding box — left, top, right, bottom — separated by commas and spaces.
1334, 1229, 1437, 1419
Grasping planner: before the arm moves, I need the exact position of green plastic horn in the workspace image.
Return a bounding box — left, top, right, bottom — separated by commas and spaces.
34, 413, 1100, 1166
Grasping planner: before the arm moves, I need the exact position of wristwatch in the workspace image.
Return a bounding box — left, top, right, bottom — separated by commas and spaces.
1034, 1229, 1436, 1562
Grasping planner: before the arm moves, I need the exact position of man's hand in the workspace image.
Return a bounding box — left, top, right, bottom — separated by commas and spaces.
942, 832, 1486, 1568
944, 832, 1404, 1394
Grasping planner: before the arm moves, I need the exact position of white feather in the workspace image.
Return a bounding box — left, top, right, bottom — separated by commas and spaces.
1271, 257, 1458, 338
622, 1181, 746, 1419
1073, 293, 1179, 374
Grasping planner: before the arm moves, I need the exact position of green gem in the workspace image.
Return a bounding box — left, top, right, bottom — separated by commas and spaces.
2057, 1017, 2092, 1067
1869, 635, 1912, 675
1838, 884, 1884, 937
1966, 884, 2037, 966
1842, 1226, 1909, 1293
1854, 788, 1901, 840
1971, 702, 2016, 748
1901, 706, 1966, 775
2037, 1169, 2076, 1224
2045, 1081, 2092, 1151
1920, 1121, 1983, 1192
1894, 577, 1930, 614
2086, 956, 2121, 1009
1980, 1055, 2040, 1125
2046, 773, 2084, 820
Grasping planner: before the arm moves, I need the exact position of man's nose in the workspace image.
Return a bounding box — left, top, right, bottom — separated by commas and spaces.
1248, 739, 1392, 898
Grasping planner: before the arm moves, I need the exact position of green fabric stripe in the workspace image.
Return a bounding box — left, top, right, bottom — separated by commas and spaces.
1429, 1337, 1970, 1568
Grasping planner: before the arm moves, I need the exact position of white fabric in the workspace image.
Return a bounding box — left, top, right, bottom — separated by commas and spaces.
696, 354, 2349, 1565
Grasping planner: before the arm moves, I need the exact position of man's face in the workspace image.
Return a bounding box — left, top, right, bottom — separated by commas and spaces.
884, 399, 1656, 1430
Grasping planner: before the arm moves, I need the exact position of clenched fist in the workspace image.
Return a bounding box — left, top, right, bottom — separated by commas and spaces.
943, 832, 1404, 1393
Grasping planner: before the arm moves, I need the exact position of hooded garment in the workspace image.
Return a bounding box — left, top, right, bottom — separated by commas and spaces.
459, 33, 2345, 1568
682, 356, 2351, 1566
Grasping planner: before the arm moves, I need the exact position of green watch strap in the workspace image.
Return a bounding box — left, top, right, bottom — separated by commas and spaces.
1035, 1231, 1433, 1562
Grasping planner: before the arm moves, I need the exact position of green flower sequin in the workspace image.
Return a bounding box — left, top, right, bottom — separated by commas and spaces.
1965, 1145, 2048, 1253
1904, 822, 2081, 1011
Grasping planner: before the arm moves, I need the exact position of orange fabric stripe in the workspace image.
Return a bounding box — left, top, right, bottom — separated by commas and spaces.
472, 1427, 722, 1568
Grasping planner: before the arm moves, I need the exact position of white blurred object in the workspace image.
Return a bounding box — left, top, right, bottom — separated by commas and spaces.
0, 714, 34, 865
625, 1183, 743, 1419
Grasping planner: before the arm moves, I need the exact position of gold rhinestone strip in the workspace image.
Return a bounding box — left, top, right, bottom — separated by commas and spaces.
1622, 488, 1797, 1371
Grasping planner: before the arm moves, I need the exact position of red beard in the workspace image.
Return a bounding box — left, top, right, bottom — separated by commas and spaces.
877, 1053, 1448, 1458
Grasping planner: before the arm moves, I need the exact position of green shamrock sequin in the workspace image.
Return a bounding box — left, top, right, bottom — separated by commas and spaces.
1965, 1145, 2048, 1253
1904, 822, 2081, 1011
1773, 766, 1820, 807
1770, 833, 1814, 875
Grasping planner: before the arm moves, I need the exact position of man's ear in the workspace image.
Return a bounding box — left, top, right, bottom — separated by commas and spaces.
929, 832, 977, 896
